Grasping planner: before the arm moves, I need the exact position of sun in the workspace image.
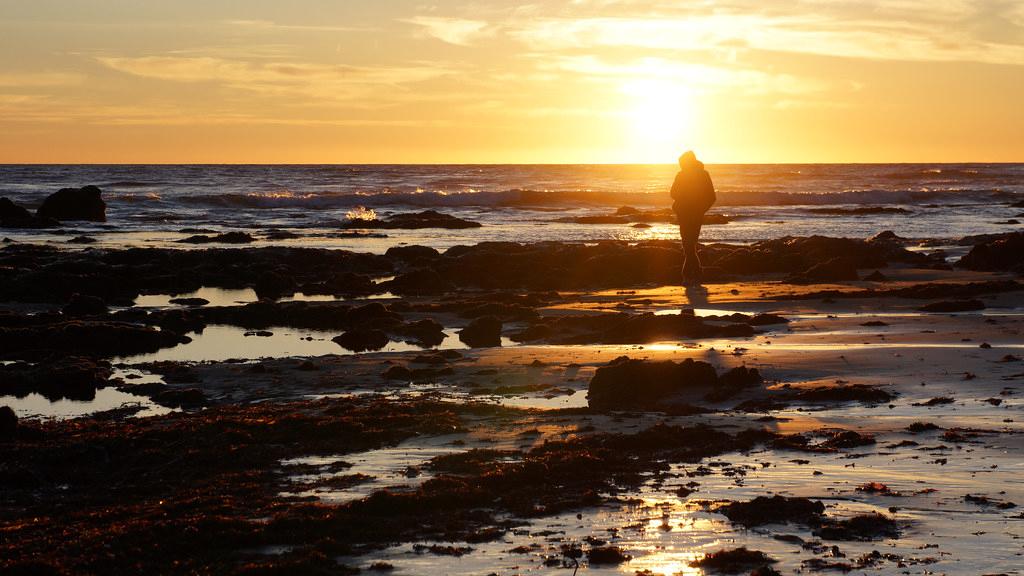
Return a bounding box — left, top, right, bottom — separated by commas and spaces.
622, 79, 696, 162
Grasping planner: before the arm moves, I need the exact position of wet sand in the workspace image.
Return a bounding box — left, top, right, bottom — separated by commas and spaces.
2, 236, 1023, 575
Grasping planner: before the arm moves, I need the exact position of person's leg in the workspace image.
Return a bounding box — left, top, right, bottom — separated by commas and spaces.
679, 215, 702, 283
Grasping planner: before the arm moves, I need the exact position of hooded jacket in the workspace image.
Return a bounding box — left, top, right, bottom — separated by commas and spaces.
670, 160, 716, 216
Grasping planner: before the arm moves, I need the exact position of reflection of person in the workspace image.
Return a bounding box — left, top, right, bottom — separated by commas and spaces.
670, 151, 716, 284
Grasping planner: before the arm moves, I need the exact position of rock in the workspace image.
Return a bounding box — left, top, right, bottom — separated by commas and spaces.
511, 312, 753, 345
588, 358, 719, 410
806, 207, 911, 215
918, 299, 985, 312
718, 495, 825, 527
587, 546, 631, 565
459, 316, 502, 347
397, 319, 446, 347
791, 385, 894, 404
385, 245, 440, 262
62, 294, 108, 317
788, 257, 859, 283
690, 547, 777, 572
717, 366, 762, 388
350, 210, 482, 230
0, 405, 17, 439
153, 388, 207, 408
36, 185, 106, 222
0, 197, 32, 221
747, 313, 789, 326
0, 357, 112, 401
383, 268, 453, 295
863, 270, 889, 281
333, 329, 389, 352
178, 232, 255, 244
0, 321, 188, 360
814, 513, 899, 541
958, 232, 1024, 272
869, 230, 906, 241
168, 297, 210, 307
907, 421, 941, 433
0, 197, 57, 228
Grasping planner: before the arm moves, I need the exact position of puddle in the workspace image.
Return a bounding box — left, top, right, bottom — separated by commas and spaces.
280, 439, 470, 504
1, 386, 172, 420
0, 367, 173, 420
133, 287, 258, 308
343, 437, 1024, 575
113, 326, 497, 364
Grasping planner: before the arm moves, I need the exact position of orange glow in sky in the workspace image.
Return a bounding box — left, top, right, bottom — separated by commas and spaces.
0, 1, 1022, 163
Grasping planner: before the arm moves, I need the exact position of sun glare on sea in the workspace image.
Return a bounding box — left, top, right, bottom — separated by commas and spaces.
622, 79, 695, 162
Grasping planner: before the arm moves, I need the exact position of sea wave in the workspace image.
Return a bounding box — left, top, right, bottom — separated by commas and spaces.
173, 187, 1021, 210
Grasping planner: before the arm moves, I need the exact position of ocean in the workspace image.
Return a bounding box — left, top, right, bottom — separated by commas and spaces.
1, 163, 1021, 253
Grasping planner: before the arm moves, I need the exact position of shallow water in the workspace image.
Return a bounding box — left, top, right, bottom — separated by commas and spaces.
2, 164, 1022, 253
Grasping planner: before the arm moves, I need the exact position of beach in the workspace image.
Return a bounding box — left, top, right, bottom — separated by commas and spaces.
2, 167, 1024, 574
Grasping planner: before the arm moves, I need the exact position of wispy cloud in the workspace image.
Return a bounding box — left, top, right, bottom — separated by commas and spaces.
96, 56, 457, 103
226, 19, 373, 33
537, 55, 827, 95
403, 16, 492, 45
0, 72, 85, 87
504, 2, 1024, 66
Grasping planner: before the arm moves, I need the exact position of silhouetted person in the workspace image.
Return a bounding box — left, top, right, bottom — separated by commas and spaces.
670, 151, 716, 284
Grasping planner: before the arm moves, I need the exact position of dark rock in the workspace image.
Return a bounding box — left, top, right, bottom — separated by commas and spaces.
36, 185, 106, 222
0, 197, 32, 221
791, 385, 893, 404
0, 405, 17, 439
863, 270, 889, 281
787, 257, 859, 283
0, 357, 112, 401
62, 294, 108, 317
587, 546, 631, 565
918, 299, 985, 312
512, 312, 753, 345
718, 495, 825, 527
397, 319, 446, 347
385, 245, 440, 262
459, 316, 502, 347
814, 513, 899, 541
588, 358, 719, 410
958, 232, 1024, 272
383, 268, 453, 295
0, 197, 58, 228
869, 230, 905, 241
717, 366, 762, 388
168, 297, 210, 307
747, 313, 789, 326
333, 329, 389, 352
806, 207, 911, 215
154, 388, 207, 408
914, 396, 954, 406
0, 321, 188, 360
907, 421, 941, 433
690, 547, 777, 572
178, 232, 255, 244
349, 210, 481, 230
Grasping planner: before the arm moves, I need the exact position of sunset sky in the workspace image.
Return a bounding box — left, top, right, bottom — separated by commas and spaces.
1, 0, 1022, 164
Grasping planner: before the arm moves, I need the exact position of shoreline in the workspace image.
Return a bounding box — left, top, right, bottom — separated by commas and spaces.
2, 233, 1024, 574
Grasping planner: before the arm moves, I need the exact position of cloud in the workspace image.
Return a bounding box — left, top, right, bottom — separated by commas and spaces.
403, 16, 491, 45
0, 72, 85, 87
538, 54, 826, 95
504, 3, 1024, 66
96, 56, 457, 103
226, 19, 372, 33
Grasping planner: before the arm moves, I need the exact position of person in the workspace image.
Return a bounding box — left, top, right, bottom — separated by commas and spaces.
670, 151, 716, 284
